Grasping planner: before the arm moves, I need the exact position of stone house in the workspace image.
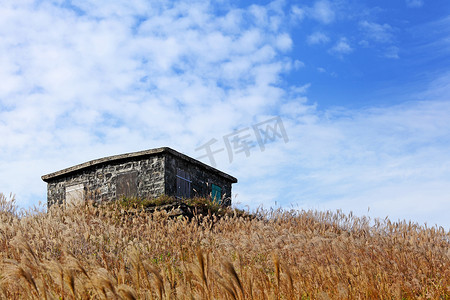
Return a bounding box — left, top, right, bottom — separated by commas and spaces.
42, 147, 237, 208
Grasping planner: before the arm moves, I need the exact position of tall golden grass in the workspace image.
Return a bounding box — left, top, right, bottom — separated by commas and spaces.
0, 193, 448, 299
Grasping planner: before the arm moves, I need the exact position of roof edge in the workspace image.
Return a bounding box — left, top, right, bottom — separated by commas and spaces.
41, 147, 237, 183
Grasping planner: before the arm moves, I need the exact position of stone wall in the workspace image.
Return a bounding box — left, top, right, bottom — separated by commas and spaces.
164, 153, 233, 206
47, 155, 165, 207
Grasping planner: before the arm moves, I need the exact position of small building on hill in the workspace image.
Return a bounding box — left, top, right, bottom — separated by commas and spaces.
42, 147, 237, 208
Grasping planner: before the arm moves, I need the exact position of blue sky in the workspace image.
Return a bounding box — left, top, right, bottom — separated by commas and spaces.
1, 0, 449, 229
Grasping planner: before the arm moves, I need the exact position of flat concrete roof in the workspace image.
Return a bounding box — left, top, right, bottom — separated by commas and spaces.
41, 147, 237, 183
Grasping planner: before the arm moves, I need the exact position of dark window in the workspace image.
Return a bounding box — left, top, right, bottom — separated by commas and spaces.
116, 171, 138, 199
176, 168, 191, 198
212, 184, 222, 203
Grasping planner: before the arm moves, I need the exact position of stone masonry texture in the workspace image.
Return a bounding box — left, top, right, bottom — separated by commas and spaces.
42, 147, 237, 208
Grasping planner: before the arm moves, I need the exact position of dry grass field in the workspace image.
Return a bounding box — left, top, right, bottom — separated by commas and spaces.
0, 193, 448, 299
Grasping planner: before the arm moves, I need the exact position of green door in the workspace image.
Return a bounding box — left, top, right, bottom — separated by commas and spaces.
211, 184, 222, 203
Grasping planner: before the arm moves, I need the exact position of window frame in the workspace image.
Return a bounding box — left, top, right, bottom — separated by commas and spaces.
176, 168, 192, 199
65, 183, 85, 206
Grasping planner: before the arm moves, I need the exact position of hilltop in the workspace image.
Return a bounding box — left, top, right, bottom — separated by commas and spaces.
0, 193, 448, 299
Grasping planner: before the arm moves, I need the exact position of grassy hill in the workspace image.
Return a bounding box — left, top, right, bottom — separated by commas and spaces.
0, 193, 448, 299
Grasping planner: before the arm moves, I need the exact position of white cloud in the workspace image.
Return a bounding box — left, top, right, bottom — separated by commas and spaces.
1, 0, 449, 231
290, 5, 305, 22
0, 0, 297, 206
359, 40, 369, 47
358, 21, 399, 59
406, 0, 424, 8
293, 60, 305, 69
384, 46, 399, 59
329, 37, 353, 56
275, 33, 293, 51
231, 96, 450, 229
406, 16, 450, 65
359, 20, 394, 43
309, 0, 335, 24
307, 31, 330, 45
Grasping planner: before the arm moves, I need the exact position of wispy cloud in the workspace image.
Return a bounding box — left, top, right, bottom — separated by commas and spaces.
0, 0, 297, 205
358, 20, 399, 58
307, 31, 330, 45
290, 5, 305, 22
406, 0, 424, 8
308, 0, 335, 24
406, 16, 450, 66
384, 46, 399, 59
0, 0, 449, 230
359, 21, 394, 43
235, 89, 450, 227
329, 37, 353, 56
